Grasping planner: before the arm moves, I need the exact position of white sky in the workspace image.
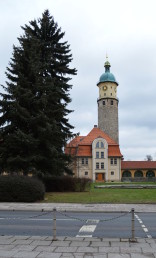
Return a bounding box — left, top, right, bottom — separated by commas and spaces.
1, 0, 156, 161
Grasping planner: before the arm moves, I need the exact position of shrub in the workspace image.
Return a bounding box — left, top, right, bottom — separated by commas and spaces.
0, 175, 45, 202
39, 175, 92, 192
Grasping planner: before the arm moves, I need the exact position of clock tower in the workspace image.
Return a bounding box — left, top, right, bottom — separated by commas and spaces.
97, 58, 119, 143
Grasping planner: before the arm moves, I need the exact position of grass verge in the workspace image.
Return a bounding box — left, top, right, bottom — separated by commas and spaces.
43, 182, 156, 204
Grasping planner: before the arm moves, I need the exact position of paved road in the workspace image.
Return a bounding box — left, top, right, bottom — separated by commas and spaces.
0, 210, 156, 239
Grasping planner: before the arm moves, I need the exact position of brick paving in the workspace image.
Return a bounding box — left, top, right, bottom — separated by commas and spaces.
0, 236, 155, 257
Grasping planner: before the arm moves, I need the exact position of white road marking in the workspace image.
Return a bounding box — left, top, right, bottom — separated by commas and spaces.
76, 219, 99, 237
135, 213, 151, 238
87, 219, 99, 223
76, 235, 92, 238
79, 225, 96, 232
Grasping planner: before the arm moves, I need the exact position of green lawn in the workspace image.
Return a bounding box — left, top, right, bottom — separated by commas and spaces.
43, 182, 156, 204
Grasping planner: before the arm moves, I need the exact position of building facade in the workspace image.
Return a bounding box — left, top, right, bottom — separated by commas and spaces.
65, 58, 156, 181
65, 126, 122, 182
65, 58, 122, 181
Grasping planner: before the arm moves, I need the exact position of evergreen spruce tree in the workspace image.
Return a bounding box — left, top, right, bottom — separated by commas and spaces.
0, 10, 76, 175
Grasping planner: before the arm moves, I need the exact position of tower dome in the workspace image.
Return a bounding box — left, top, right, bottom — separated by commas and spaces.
97, 58, 118, 85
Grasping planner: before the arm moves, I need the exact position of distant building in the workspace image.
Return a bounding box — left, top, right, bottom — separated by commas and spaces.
121, 161, 156, 180
65, 58, 156, 181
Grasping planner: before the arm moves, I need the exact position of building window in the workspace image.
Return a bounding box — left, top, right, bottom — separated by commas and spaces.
101, 152, 104, 158
101, 162, 104, 169
96, 142, 99, 148
111, 171, 114, 175
111, 100, 113, 105
110, 158, 117, 165
85, 171, 88, 176
103, 100, 105, 105
104, 93, 106, 96
110, 158, 113, 165
96, 162, 99, 169
101, 142, 104, 148
96, 152, 99, 158
82, 158, 88, 165
111, 93, 112, 96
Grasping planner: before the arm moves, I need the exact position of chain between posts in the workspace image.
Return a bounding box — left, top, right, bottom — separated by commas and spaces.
0, 210, 53, 220
56, 209, 130, 223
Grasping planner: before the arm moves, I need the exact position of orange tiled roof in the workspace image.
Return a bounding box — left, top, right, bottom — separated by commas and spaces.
108, 145, 123, 157
121, 161, 156, 169
77, 145, 92, 157
65, 147, 77, 156
79, 127, 117, 145
65, 127, 122, 157
66, 136, 85, 147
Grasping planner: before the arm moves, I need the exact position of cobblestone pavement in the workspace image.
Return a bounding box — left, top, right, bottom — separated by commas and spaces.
0, 203, 156, 212
0, 235, 156, 258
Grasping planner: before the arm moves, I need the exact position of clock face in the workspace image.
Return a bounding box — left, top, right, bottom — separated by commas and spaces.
103, 85, 107, 91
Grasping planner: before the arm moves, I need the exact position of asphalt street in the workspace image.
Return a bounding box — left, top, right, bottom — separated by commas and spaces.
0, 210, 156, 239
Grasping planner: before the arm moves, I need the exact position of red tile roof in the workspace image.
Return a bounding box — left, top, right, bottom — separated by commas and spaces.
108, 145, 123, 157
79, 127, 117, 145
121, 161, 156, 169
77, 145, 92, 157
65, 127, 122, 157
66, 136, 85, 147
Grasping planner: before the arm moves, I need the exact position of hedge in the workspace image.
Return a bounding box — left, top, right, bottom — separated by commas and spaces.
0, 175, 45, 202
38, 175, 92, 192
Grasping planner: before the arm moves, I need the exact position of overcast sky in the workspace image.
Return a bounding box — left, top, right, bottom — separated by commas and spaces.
1, 0, 156, 161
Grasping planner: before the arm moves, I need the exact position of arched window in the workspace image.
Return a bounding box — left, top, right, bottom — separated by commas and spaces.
134, 170, 143, 177
101, 142, 104, 148
96, 142, 99, 148
146, 170, 155, 177
122, 170, 131, 177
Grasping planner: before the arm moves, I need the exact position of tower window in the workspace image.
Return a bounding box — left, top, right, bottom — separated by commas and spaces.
85, 171, 88, 176
111, 100, 113, 105
111, 93, 112, 96
103, 100, 105, 105
104, 93, 106, 96
111, 171, 114, 175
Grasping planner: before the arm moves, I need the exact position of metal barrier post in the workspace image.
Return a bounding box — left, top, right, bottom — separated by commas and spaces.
53, 208, 57, 241
130, 208, 136, 242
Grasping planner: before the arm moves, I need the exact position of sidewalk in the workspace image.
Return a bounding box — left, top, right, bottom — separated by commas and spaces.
0, 235, 156, 258
0, 202, 156, 212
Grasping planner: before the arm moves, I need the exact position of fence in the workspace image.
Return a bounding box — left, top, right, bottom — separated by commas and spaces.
52, 208, 136, 242
0, 208, 145, 241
